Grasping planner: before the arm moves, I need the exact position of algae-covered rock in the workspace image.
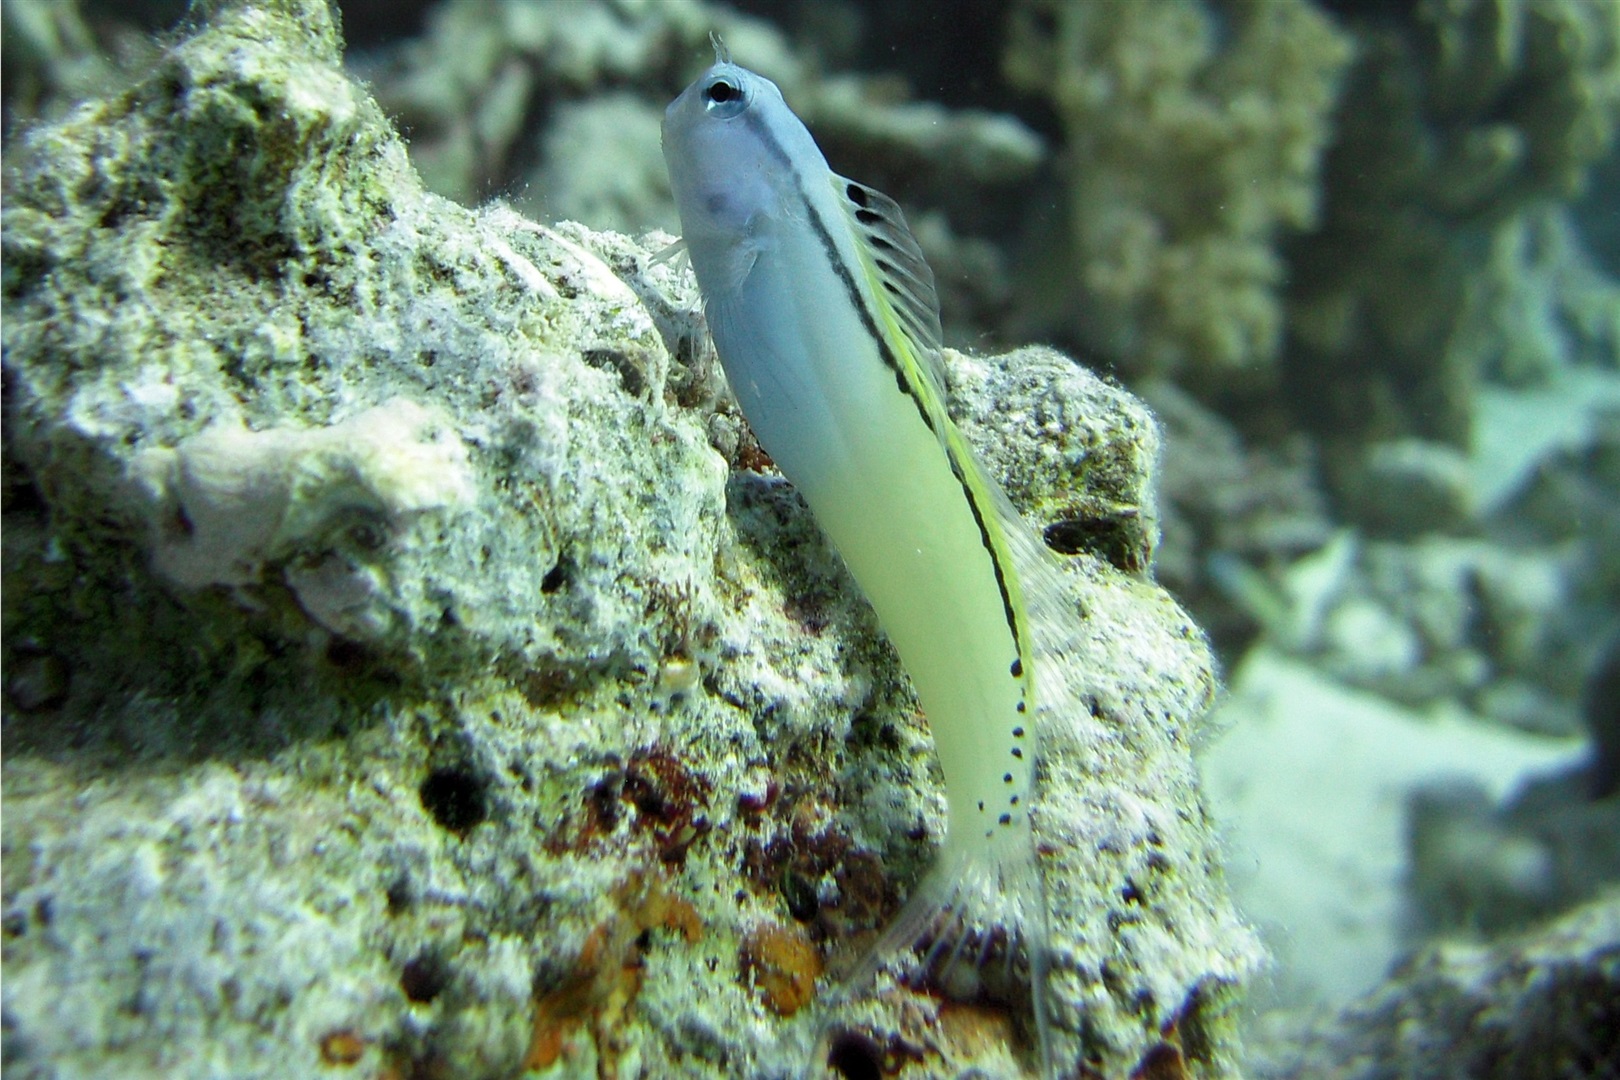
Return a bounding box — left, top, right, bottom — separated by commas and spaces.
1, 2, 1259, 1077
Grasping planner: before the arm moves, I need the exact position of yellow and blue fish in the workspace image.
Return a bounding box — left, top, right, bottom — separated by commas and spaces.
664, 39, 1072, 1076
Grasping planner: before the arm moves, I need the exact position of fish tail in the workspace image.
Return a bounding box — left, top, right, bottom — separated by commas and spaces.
816, 837, 1056, 1077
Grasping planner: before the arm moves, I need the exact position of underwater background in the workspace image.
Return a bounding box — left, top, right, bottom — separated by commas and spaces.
3, 0, 1617, 1077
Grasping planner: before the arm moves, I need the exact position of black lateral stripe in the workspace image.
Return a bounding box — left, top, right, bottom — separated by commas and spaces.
738, 106, 1029, 670
740, 112, 908, 388
744, 108, 795, 169
944, 437, 1022, 660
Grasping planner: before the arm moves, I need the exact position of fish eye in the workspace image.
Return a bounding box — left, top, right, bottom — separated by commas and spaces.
701, 75, 748, 117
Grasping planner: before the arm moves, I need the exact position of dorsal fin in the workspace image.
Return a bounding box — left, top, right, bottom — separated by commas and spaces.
833, 168, 1057, 711
833, 174, 950, 409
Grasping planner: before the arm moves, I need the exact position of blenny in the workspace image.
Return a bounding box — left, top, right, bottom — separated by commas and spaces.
664, 39, 1070, 1075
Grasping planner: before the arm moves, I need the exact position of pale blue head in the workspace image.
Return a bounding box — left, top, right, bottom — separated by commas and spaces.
661, 54, 830, 259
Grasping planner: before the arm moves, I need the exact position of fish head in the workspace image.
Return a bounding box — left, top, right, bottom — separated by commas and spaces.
662, 61, 814, 253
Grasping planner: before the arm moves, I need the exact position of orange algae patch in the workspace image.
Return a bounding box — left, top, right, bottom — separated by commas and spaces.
935, 1001, 1020, 1067
739, 921, 822, 1016
317, 1027, 367, 1066
522, 873, 703, 1073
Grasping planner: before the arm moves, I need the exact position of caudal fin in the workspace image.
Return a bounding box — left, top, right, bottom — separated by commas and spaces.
814, 839, 1054, 1077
